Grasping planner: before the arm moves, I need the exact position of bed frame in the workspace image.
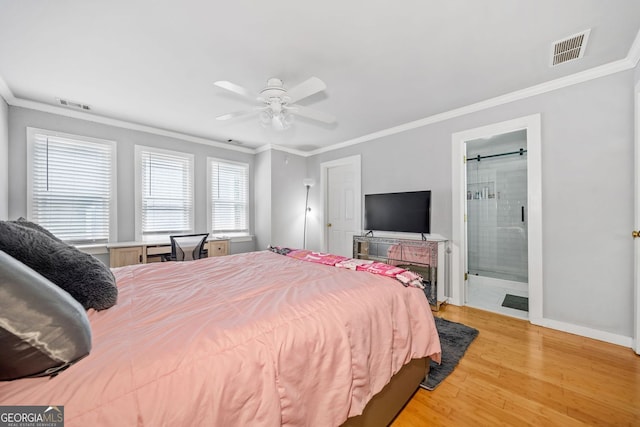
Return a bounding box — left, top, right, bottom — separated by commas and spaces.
341, 357, 429, 427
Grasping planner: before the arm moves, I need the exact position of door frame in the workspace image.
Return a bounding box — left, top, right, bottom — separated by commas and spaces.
451, 114, 543, 325
634, 81, 640, 354
320, 155, 362, 253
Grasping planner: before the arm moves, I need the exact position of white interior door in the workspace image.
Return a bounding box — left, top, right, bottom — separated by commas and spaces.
322, 156, 361, 257
634, 82, 640, 355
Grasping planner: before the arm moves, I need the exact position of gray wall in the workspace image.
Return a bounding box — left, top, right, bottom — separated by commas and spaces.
253, 150, 272, 251
7, 106, 256, 256
270, 150, 307, 249
0, 97, 7, 220
306, 70, 636, 339
254, 149, 308, 250
306, 126, 453, 247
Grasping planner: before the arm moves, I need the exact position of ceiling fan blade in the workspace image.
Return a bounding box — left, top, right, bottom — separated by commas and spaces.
286, 77, 327, 104
216, 108, 262, 121
214, 81, 258, 101
287, 104, 336, 124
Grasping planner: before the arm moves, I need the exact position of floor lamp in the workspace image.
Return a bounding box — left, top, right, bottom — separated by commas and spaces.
303, 178, 314, 249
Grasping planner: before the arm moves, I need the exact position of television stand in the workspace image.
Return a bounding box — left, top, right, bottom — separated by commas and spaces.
353, 235, 449, 310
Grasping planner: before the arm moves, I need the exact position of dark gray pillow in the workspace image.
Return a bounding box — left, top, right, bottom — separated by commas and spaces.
11, 217, 63, 242
0, 220, 117, 311
0, 250, 92, 380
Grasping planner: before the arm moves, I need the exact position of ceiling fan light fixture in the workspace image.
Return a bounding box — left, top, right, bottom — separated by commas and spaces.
272, 115, 286, 131
283, 112, 294, 127
259, 109, 293, 131
272, 112, 293, 131
215, 76, 335, 130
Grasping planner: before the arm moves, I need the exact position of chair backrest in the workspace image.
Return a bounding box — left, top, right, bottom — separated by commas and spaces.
169, 233, 209, 261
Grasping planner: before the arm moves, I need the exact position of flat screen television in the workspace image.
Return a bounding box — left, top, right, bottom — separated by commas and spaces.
364, 190, 431, 234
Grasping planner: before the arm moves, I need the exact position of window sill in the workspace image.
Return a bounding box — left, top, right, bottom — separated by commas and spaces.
229, 235, 254, 243
76, 244, 109, 255
211, 235, 254, 243
91, 236, 253, 253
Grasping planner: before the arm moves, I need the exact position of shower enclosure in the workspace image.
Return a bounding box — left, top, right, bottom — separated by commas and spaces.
466, 131, 528, 284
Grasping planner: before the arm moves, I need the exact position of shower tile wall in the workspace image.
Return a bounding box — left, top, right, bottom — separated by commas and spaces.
467, 153, 528, 283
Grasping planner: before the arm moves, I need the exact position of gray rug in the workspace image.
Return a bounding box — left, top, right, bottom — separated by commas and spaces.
502, 294, 529, 312
420, 317, 479, 391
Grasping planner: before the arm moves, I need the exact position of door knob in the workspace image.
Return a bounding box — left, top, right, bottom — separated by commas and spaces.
327, 223, 332, 227
633, 230, 640, 238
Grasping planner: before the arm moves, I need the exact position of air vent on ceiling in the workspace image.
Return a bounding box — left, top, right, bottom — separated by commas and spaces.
56, 98, 91, 110
551, 29, 590, 66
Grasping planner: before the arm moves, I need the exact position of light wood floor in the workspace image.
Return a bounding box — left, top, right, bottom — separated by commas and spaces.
391, 305, 640, 426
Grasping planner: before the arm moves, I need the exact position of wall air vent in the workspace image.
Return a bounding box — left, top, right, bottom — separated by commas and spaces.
551, 29, 590, 66
56, 98, 91, 110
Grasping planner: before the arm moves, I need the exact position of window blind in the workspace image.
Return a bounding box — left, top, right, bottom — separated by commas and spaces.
30, 132, 114, 244
139, 149, 193, 235
209, 160, 249, 234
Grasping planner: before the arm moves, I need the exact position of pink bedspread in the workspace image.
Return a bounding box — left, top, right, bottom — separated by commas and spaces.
0, 251, 440, 426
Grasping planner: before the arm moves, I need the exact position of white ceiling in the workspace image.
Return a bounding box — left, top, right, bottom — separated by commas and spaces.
0, 0, 639, 153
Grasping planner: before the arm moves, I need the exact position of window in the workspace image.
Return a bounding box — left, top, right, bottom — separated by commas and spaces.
136, 146, 193, 239
27, 128, 116, 245
208, 158, 249, 236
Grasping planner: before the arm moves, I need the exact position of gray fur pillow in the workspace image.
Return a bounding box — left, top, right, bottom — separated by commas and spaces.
0, 220, 117, 311
11, 217, 63, 242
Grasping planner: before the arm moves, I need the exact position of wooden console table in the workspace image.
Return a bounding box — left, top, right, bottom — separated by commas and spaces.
353, 235, 448, 310
107, 238, 229, 268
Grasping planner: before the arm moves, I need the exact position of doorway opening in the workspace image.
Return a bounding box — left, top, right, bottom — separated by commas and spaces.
451, 114, 543, 325
466, 130, 529, 319
634, 82, 640, 354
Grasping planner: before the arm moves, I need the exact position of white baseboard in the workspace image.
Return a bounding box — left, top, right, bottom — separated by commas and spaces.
448, 301, 633, 348
533, 318, 632, 348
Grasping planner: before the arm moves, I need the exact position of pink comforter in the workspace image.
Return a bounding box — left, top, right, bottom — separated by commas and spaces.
0, 251, 441, 426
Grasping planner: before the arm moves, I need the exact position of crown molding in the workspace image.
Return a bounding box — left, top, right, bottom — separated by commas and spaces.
268, 144, 309, 157
254, 143, 311, 157
627, 28, 640, 68
254, 144, 274, 154
0, 75, 15, 105
6, 96, 256, 154
309, 55, 639, 156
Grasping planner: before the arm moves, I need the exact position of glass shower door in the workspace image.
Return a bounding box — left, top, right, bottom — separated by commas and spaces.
467, 148, 528, 283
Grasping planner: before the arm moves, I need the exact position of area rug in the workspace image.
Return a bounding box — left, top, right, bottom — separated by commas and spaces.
502, 294, 529, 312
420, 317, 479, 391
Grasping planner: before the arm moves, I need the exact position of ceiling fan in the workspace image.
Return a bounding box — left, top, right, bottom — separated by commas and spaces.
214, 77, 336, 131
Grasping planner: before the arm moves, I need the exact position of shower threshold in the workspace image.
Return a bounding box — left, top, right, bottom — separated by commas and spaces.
467, 274, 528, 320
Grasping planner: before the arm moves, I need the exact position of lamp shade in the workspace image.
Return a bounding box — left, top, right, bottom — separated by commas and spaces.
303, 178, 315, 188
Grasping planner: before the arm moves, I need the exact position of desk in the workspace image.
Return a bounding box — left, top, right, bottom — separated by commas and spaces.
107, 238, 229, 268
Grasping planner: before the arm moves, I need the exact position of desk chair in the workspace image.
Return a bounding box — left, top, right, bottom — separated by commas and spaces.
165, 233, 209, 261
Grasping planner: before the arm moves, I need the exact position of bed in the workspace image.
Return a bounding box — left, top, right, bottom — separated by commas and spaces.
0, 249, 441, 426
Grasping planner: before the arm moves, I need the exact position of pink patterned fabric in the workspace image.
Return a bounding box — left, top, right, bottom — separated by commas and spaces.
286, 249, 349, 266
356, 261, 407, 277
335, 258, 374, 270
396, 270, 425, 288
0, 251, 440, 426
279, 247, 425, 289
